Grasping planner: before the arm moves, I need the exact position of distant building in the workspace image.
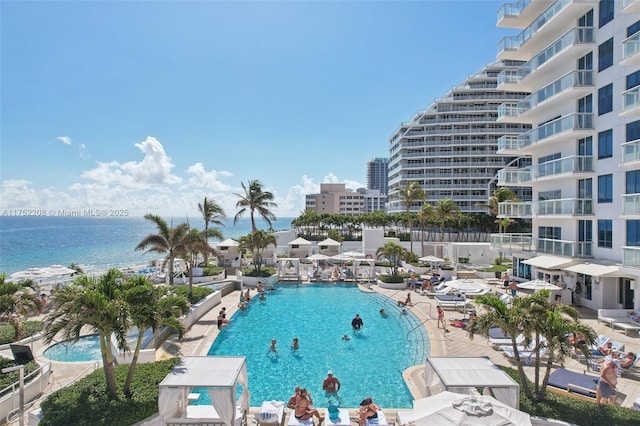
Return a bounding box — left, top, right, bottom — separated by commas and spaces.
305, 183, 364, 216
366, 157, 389, 195
386, 60, 532, 215
357, 188, 387, 213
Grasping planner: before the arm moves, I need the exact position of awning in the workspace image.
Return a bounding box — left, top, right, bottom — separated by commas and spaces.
564, 263, 620, 277
522, 255, 576, 270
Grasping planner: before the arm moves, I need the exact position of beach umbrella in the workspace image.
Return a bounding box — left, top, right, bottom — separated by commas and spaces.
445, 279, 489, 293
307, 253, 330, 261
419, 255, 445, 264
411, 391, 532, 426
342, 251, 365, 258
517, 279, 561, 292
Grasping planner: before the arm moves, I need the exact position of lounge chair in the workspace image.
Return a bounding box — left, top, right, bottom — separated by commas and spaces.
395, 410, 414, 426
487, 327, 525, 347
612, 320, 640, 336
366, 411, 391, 426
502, 344, 548, 366
434, 294, 472, 311
287, 413, 314, 426
324, 408, 350, 426
425, 283, 452, 297
498, 337, 546, 353
621, 353, 640, 377
547, 368, 599, 402
257, 401, 285, 426
183, 405, 245, 426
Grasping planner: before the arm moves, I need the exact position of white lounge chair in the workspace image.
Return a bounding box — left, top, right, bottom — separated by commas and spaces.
502, 345, 548, 366
487, 327, 525, 347
257, 401, 285, 426
288, 413, 314, 426
366, 411, 391, 426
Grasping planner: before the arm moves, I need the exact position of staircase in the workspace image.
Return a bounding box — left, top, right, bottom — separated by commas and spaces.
456, 270, 479, 279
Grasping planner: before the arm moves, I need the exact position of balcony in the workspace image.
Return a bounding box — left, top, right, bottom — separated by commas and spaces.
534, 155, 593, 179
622, 32, 640, 67
623, 0, 640, 14
538, 238, 592, 258
497, 135, 524, 154
622, 193, 640, 216
497, 0, 554, 28
498, 201, 532, 218
497, 103, 527, 122
623, 246, 640, 268
497, 168, 532, 186
622, 139, 640, 166
537, 198, 593, 216
518, 113, 593, 152
490, 233, 534, 252
621, 86, 640, 117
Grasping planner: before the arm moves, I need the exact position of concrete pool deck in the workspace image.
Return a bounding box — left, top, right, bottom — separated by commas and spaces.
6, 280, 640, 425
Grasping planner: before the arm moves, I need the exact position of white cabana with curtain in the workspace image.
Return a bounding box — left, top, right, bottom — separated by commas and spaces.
288, 237, 312, 259
278, 258, 301, 280
214, 239, 242, 266
424, 357, 520, 409
159, 356, 249, 426
317, 238, 341, 256
354, 259, 376, 282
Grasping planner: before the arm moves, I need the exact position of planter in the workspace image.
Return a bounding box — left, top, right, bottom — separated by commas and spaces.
377, 279, 407, 290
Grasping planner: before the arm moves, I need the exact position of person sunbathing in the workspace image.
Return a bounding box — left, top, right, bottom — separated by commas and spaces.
294, 388, 324, 424
358, 397, 380, 426
621, 352, 636, 369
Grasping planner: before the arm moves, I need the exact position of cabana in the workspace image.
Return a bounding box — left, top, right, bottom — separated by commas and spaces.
424, 357, 520, 409
317, 238, 341, 256
159, 356, 249, 426
278, 258, 301, 281
214, 239, 241, 267
288, 237, 312, 259
354, 259, 376, 283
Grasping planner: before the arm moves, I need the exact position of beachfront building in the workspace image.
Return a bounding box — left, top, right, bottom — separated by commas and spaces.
492, 0, 640, 311
386, 60, 532, 216
357, 188, 387, 213
366, 157, 389, 195
305, 183, 365, 216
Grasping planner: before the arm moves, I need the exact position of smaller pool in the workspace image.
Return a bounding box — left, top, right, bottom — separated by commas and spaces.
43, 334, 102, 362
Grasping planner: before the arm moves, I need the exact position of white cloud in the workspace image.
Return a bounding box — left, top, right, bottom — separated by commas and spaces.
183, 163, 233, 190
57, 136, 72, 145
78, 143, 90, 160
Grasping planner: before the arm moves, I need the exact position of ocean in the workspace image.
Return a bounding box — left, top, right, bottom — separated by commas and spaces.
0, 216, 294, 277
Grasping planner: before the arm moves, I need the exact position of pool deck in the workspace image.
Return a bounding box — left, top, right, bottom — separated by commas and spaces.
8, 281, 640, 425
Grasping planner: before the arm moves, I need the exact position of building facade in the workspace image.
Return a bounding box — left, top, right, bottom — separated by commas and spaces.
386, 60, 532, 215
493, 0, 640, 311
305, 183, 365, 216
366, 157, 389, 195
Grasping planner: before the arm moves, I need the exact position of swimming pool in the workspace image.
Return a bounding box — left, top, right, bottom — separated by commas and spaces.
204, 283, 429, 408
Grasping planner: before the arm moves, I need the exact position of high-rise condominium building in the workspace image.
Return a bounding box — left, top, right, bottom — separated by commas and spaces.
366, 158, 389, 195
493, 0, 640, 311
386, 60, 532, 215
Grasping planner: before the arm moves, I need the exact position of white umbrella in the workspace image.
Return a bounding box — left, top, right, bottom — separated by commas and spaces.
517, 279, 561, 292
342, 251, 365, 258
307, 253, 330, 261
331, 254, 352, 261
445, 279, 490, 292
411, 391, 532, 426
419, 255, 445, 264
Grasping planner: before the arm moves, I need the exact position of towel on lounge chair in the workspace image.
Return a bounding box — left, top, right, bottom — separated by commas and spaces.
324, 408, 350, 426
288, 413, 314, 426
257, 401, 285, 426
366, 411, 390, 426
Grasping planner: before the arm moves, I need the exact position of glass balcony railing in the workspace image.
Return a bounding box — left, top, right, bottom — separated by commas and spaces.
534, 155, 593, 178
623, 246, 640, 268
623, 0, 640, 11
622, 139, 640, 164
490, 233, 534, 251
518, 113, 593, 149
537, 198, 593, 215
497, 0, 531, 22
497, 135, 521, 151
622, 193, 640, 215
498, 202, 532, 217
622, 86, 640, 113
528, 27, 594, 71
497, 103, 526, 120
533, 70, 593, 105
498, 0, 571, 55
497, 69, 525, 86
497, 168, 532, 185
538, 238, 592, 258
623, 32, 640, 61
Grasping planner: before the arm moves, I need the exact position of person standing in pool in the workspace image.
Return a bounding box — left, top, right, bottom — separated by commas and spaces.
322, 370, 341, 394
351, 314, 363, 330
269, 339, 277, 352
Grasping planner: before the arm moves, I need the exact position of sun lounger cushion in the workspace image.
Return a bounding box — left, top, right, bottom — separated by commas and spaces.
324, 408, 350, 426
288, 414, 314, 426
258, 401, 285, 426
435, 294, 466, 302
366, 411, 389, 426
547, 368, 598, 399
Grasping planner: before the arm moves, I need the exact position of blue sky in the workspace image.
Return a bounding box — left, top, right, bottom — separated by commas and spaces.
1, 0, 508, 218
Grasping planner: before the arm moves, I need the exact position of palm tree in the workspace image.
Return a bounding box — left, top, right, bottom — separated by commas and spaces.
121, 276, 188, 395
477, 187, 520, 231
394, 182, 425, 253
43, 269, 129, 397
69, 263, 84, 275
136, 214, 190, 285
198, 197, 226, 266
417, 203, 436, 246
238, 230, 277, 273
375, 242, 407, 276
234, 180, 278, 232
435, 198, 460, 242
0, 273, 41, 341
182, 227, 222, 296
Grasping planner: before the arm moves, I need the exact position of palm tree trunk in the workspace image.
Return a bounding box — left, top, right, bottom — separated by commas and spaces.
123, 334, 144, 395
100, 334, 118, 397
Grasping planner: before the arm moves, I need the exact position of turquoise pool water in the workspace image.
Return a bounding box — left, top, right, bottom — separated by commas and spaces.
204, 283, 429, 408
43, 328, 154, 362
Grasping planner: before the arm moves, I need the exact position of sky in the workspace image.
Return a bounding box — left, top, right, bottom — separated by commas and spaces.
1, 0, 509, 219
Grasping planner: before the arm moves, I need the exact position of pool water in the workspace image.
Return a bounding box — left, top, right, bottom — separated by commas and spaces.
204, 283, 429, 408
43, 328, 154, 362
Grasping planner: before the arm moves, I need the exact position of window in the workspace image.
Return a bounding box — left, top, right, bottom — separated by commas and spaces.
598, 84, 613, 115
628, 70, 640, 90
539, 226, 561, 240
628, 120, 640, 142
598, 174, 613, 203
627, 220, 640, 246
598, 220, 613, 248
578, 136, 592, 156
577, 274, 593, 301
579, 220, 592, 242
599, 0, 614, 28
627, 170, 640, 194
578, 94, 593, 113
578, 178, 593, 198
598, 129, 613, 159
629, 21, 640, 38
599, 38, 614, 71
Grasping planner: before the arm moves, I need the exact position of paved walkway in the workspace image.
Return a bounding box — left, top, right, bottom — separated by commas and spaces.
8, 281, 640, 425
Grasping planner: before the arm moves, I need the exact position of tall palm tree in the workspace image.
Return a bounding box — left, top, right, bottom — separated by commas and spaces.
121, 276, 188, 395
182, 227, 222, 296
394, 182, 425, 253
238, 230, 277, 273
0, 273, 41, 340
43, 270, 129, 398
477, 187, 520, 232
198, 197, 226, 265
375, 241, 407, 276
136, 214, 190, 285
435, 198, 460, 242
417, 203, 436, 246
234, 180, 278, 232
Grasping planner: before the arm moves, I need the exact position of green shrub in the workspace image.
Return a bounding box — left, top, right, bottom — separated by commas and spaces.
379, 274, 406, 284
440, 265, 455, 271
202, 266, 224, 276
40, 358, 179, 426
501, 366, 640, 426
0, 359, 40, 397
458, 257, 469, 264
173, 286, 213, 305
242, 267, 275, 277
0, 321, 43, 345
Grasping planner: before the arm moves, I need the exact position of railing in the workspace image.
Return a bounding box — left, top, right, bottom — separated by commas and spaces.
499, 201, 532, 217
623, 86, 640, 113
624, 0, 640, 9
535, 155, 593, 178
490, 233, 534, 251
622, 193, 640, 215
497, 0, 532, 22
537, 238, 592, 258
623, 32, 640, 60
518, 113, 593, 149
537, 198, 593, 215
497, 0, 572, 55
622, 139, 640, 164
623, 246, 640, 268
497, 168, 532, 185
